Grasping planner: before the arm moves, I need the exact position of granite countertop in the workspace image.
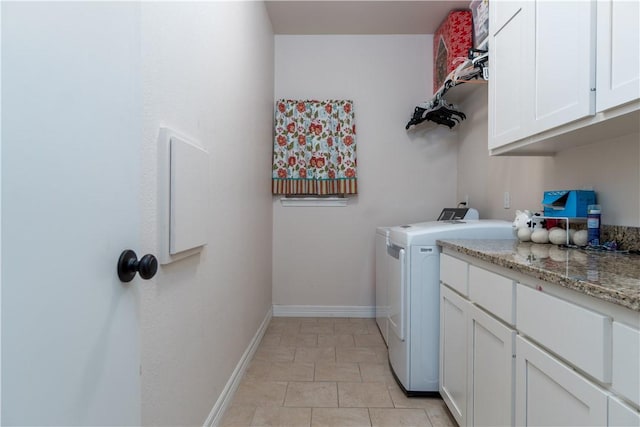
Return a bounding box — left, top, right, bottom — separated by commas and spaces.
437, 239, 640, 312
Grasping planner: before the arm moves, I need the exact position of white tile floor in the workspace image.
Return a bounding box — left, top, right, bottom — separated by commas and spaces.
219, 317, 457, 427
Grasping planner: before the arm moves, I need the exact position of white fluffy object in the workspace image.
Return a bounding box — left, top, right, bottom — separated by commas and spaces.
573, 230, 589, 246
517, 227, 532, 242
531, 229, 549, 244
549, 228, 569, 245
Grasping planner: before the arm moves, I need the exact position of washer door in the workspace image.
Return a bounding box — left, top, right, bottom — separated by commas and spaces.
387, 244, 406, 341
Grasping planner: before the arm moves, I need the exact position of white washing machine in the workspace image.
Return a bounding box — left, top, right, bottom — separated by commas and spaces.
375, 208, 479, 347
386, 219, 514, 395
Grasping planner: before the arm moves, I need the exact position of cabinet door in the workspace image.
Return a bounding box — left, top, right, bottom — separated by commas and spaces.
468, 305, 515, 427
439, 285, 469, 427
488, 1, 532, 149
596, 0, 640, 112
531, 1, 596, 134
609, 395, 640, 427
612, 321, 640, 407
516, 336, 608, 426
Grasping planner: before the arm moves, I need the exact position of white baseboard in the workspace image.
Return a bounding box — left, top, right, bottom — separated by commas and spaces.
272, 305, 375, 318
204, 307, 272, 427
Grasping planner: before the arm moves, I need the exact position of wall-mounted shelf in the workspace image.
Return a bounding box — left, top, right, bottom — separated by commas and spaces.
406, 50, 488, 130
443, 80, 486, 105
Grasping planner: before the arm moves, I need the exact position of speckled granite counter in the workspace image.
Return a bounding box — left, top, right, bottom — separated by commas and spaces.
437, 239, 640, 312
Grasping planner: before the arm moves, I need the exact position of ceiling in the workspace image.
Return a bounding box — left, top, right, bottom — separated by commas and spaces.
265, 0, 471, 35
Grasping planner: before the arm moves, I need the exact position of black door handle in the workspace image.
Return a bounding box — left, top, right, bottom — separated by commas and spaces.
117, 249, 158, 282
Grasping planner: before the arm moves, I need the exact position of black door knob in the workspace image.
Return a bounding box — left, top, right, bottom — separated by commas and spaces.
117, 249, 158, 283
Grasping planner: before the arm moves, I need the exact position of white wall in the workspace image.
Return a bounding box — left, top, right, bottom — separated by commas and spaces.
273, 35, 458, 308
139, 2, 274, 425
457, 87, 640, 226
549, 134, 639, 226
457, 87, 553, 220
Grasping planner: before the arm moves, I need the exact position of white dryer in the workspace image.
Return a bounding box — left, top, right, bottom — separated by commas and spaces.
375, 226, 390, 346
386, 219, 514, 395
375, 208, 479, 347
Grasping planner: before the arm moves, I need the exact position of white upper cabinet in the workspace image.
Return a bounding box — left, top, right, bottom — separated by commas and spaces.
596, 0, 640, 112
489, 0, 595, 150
488, 2, 530, 149
529, 1, 596, 134
489, 0, 640, 155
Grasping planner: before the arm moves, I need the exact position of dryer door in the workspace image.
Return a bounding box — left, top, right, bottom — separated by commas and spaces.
387, 244, 406, 341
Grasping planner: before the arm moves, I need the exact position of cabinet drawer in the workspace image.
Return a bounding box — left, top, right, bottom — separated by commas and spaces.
440, 254, 468, 296
516, 284, 612, 382
469, 265, 515, 324
612, 321, 640, 407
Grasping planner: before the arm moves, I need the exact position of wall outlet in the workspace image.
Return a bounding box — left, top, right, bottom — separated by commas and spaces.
503, 191, 511, 209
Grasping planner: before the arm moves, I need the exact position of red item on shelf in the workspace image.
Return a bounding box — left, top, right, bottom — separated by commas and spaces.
545, 219, 560, 229
433, 10, 473, 93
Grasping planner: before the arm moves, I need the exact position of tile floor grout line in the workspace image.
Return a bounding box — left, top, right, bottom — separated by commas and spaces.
282, 380, 290, 408
221, 317, 455, 426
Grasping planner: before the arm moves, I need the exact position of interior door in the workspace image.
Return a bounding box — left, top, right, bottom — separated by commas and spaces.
2, 3, 143, 425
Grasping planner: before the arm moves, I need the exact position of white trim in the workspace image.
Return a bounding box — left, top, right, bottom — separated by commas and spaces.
280, 197, 349, 207
272, 305, 375, 318
204, 307, 272, 427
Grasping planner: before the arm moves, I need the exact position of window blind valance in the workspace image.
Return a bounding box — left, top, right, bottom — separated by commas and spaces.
272, 99, 357, 196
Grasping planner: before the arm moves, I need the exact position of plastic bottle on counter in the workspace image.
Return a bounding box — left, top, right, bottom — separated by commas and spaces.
587, 204, 601, 246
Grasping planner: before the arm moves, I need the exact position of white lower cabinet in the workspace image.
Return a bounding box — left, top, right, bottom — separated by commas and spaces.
439, 284, 469, 427
440, 252, 639, 426
609, 395, 640, 427
440, 282, 516, 427
467, 304, 515, 427
612, 321, 640, 407
516, 283, 612, 383
515, 335, 608, 426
